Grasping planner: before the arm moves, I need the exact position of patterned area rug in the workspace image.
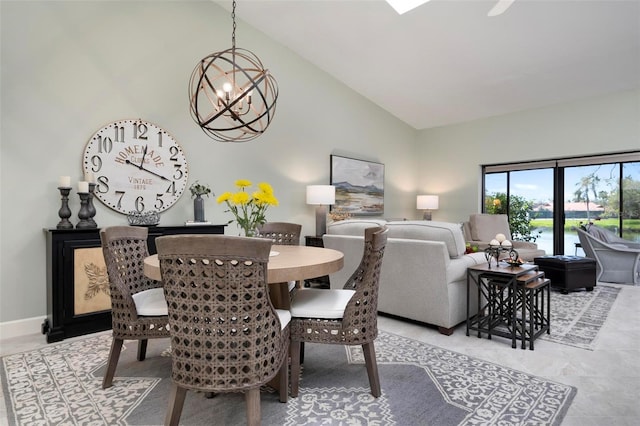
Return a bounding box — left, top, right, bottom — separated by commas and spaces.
542, 284, 620, 350
1, 331, 575, 425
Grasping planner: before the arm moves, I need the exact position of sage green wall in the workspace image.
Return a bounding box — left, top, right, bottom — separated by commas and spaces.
2, 1, 638, 330
0, 1, 418, 326
416, 89, 640, 223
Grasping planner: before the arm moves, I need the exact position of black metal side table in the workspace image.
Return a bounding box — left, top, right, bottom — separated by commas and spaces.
467, 262, 550, 350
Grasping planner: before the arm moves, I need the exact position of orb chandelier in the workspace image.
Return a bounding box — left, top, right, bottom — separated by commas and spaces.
189, 0, 278, 143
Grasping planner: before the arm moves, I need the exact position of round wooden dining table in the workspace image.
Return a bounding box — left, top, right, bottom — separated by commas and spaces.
144, 244, 344, 308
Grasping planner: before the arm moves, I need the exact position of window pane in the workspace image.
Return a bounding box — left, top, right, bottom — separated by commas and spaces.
484, 172, 507, 214
565, 163, 620, 254
622, 162, 640, 242
510, 169, 551, 253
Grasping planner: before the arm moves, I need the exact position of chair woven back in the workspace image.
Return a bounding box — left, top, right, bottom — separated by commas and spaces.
289, 226, 388, 399
101, 226, 169, 340
340, 226, 388, 343
156, 235, 287, 392
256, 222, 302, 245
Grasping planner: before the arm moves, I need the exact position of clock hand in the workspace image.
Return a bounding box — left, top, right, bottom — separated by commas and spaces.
139, 145, 148, 169
125, 159, 170, 181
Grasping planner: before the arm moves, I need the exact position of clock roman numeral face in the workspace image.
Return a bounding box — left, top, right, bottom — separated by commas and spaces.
82, 119, 189, 215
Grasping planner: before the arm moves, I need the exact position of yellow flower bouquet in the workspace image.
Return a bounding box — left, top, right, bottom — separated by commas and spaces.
217, 179, 279, 236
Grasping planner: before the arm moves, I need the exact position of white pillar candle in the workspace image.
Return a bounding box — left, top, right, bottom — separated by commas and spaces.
84, 171, 95, 183
58, 176, 71, 187
78, 181, 89, 193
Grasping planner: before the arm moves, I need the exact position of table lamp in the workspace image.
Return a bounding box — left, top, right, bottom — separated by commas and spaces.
417, 195, 439, 220
307, 185, 336, 236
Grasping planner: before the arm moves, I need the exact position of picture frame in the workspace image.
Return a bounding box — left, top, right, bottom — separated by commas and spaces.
330, 155, 384, 215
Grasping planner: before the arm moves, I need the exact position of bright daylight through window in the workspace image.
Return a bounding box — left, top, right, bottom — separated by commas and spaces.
483, 153, 640, 256
385, 0, 431, 15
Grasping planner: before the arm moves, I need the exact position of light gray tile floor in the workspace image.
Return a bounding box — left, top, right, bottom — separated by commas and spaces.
1, 283, 638, 425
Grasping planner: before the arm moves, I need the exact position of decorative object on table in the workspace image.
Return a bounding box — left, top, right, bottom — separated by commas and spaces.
464, 242, 480, 254
56, 176, 74, 229
76, 182, 94, 229
87, 182, 98, 228
126, 210, 160, 226
188, 0, 278, 143
416, 194, 439, 220
82, 119, 189, 215
330, 155, 384, 215
484, 233, 519, 268
189, 181, 212, 223
306, 185, 335, 236
216, 179, 278, 237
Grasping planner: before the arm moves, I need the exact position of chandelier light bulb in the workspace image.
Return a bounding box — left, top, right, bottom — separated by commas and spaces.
223, 82, 233, 93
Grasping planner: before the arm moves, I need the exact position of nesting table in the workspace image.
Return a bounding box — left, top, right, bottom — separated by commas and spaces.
467, 262, 551, 350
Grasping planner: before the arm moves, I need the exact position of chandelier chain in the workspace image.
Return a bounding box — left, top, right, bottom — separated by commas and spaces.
231, 0, 237, 50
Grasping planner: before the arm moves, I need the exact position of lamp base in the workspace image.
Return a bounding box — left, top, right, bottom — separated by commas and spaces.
315, 205, 327, 236
423, 211, 432, 221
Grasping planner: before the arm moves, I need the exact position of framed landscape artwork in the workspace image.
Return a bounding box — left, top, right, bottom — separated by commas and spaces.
330, 155, 384, 215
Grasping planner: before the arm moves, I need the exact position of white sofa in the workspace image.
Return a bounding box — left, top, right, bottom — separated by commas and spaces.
323, 219, 486, 335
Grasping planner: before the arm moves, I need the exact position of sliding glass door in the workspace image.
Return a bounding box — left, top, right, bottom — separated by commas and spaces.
622, 162, 640, 242
564, 164, 620, 255
483, 152, 640, 256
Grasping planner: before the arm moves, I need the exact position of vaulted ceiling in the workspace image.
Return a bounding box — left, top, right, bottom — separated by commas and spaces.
215, 0, 640, 130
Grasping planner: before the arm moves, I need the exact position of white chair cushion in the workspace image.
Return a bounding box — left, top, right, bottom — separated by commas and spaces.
290, 289, 355, 319
275, 309, 291, 330
131, 288, 168, 316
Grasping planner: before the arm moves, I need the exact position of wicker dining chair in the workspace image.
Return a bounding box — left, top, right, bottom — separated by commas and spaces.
100, 226, 170, 389
289, 226, 388, 398
156, 235, 291, 426
256, 221, 302, 246
257, 221, 303, 305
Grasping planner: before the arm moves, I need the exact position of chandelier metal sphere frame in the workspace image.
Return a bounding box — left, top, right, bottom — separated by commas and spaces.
189, 1, 278, 143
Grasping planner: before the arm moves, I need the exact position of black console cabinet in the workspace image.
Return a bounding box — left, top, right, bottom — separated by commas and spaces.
42, 224, 225, 343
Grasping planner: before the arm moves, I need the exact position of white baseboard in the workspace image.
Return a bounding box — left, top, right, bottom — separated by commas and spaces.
0, 316, 45, 340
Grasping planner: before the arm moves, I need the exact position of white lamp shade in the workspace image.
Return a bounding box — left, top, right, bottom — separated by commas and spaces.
416, 195, 439, 210
306, 185, 335, 205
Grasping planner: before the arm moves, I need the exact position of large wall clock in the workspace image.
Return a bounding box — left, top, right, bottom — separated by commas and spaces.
82, 119, 189, 214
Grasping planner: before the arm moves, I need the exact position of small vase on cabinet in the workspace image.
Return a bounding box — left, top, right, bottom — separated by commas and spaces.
194, 194, 205, 222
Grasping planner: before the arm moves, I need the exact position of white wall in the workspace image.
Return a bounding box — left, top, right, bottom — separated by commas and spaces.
416, 89, 640, 223
0, 1, 418, 328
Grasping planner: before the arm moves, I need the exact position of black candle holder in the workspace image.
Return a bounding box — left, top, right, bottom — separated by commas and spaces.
87, 182, 98, 227
56, 187, 74, 229
76, 192, 95, 229
484, 246, 519, 269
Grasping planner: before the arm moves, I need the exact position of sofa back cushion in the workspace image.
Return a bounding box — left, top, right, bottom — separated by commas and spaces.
327, 219, 388, 236
469, 214, 511, 241
386, 220, 466, 258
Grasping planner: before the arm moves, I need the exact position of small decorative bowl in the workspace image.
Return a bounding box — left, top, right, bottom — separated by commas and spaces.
504, 259, 524, 267
127, 210, 160, 226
